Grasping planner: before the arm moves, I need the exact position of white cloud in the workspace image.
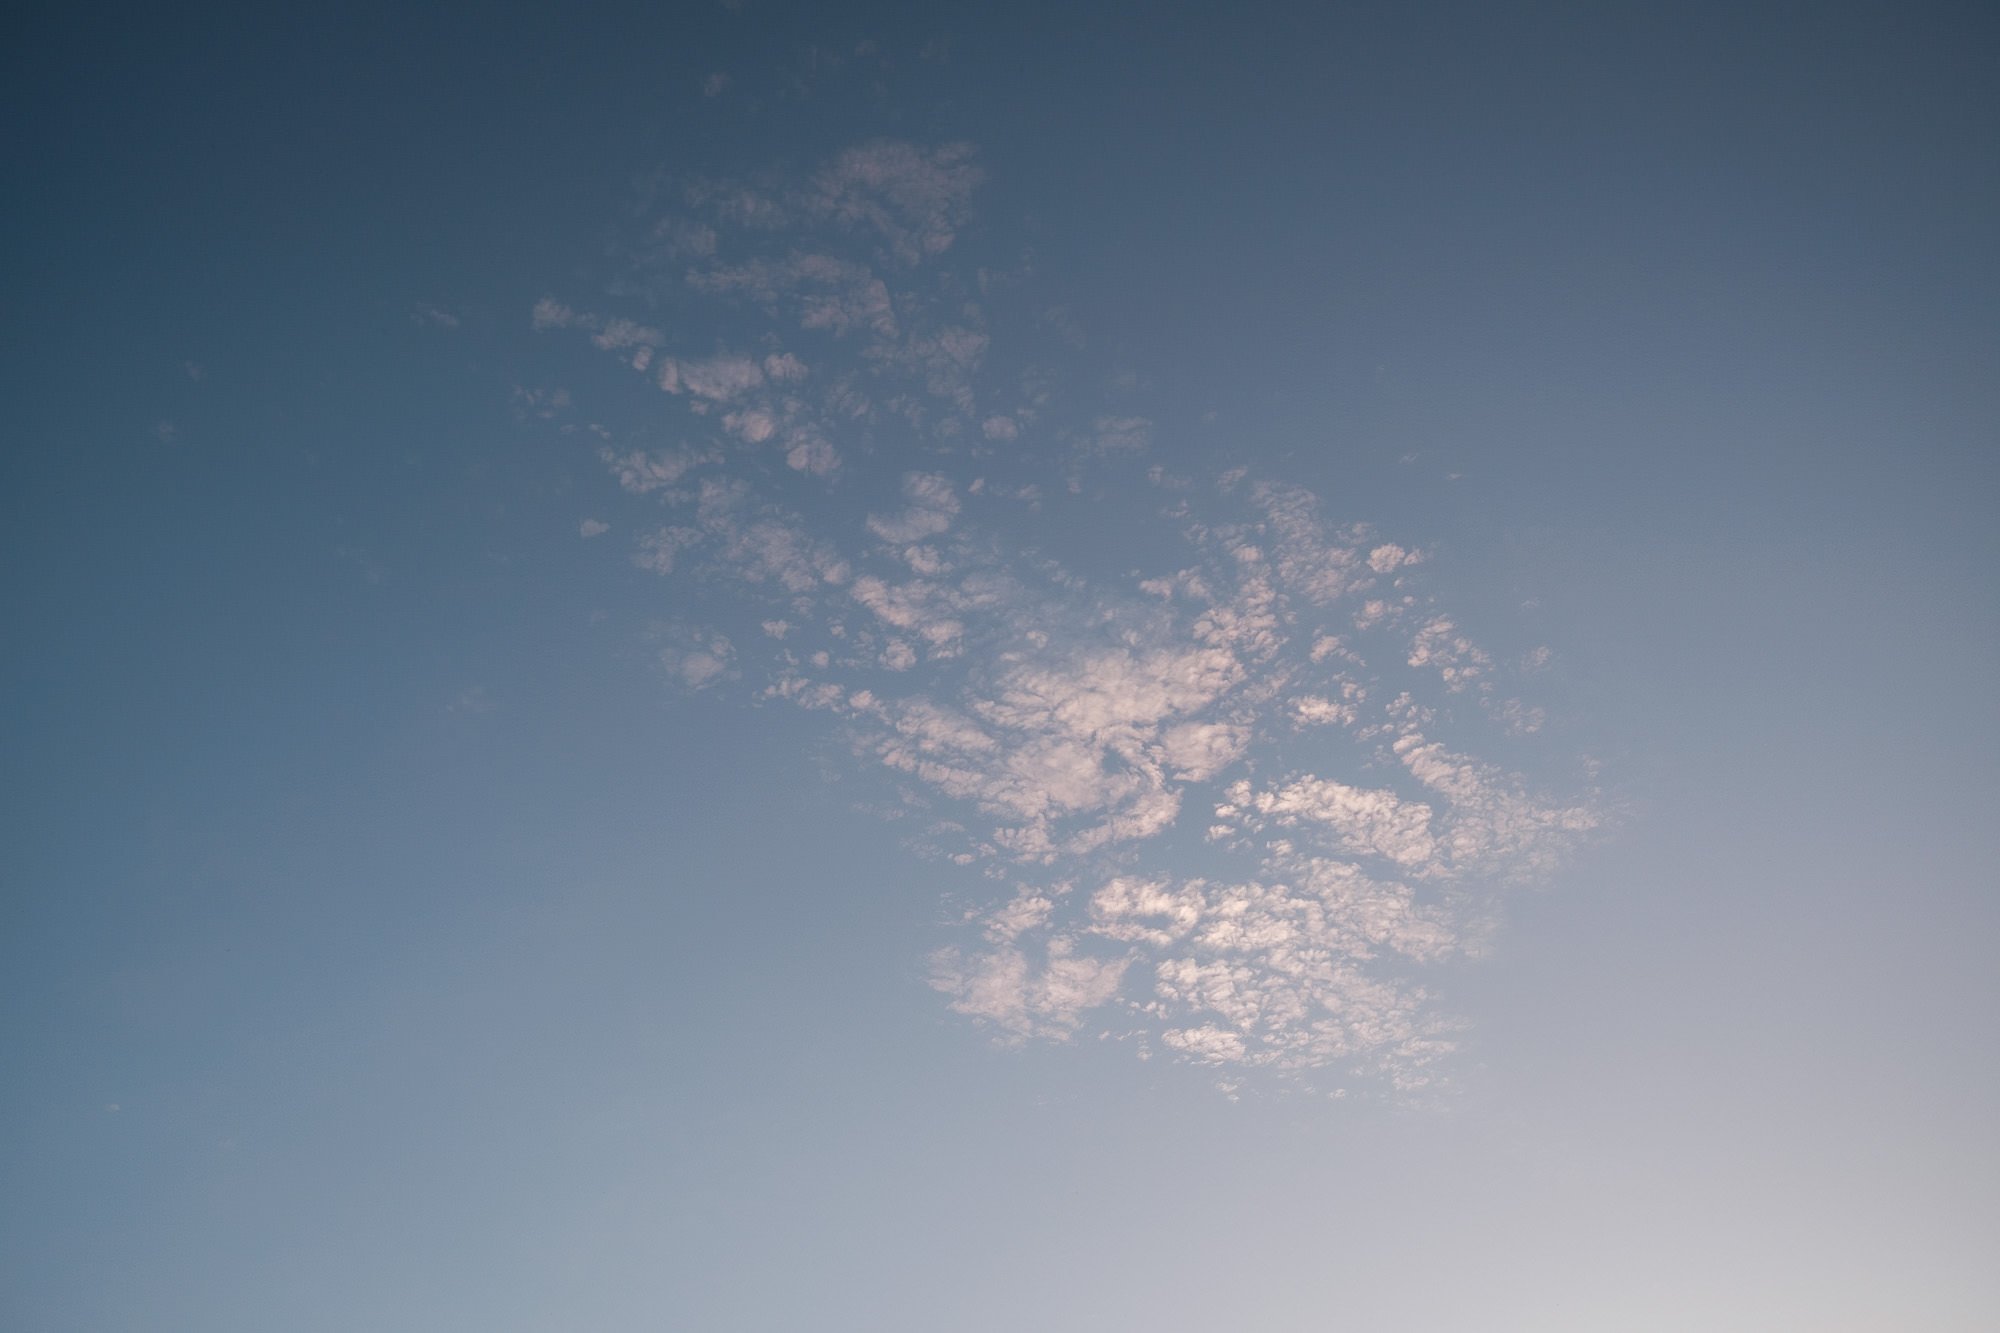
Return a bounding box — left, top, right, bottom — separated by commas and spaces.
764, 352, 809, 381
1408, 616, 1492, 692
580, 518, 610, 538
811, 140, 983, 262
524, 137, 1604, 1096
1292, 691, 1359, 728
1253, 482, 1370, 604
983, 887, 1057, 942
532, 297, 583, 329
1162, 1025, 1248, 1063
1090, 415, 1151, 453
929, 940, 1127, 1039
867, 471, 960, 543
661, 628, 735, 689
1091, 876, 1204, 945
1368, 543, 1421, 574
590, 318, 659, 352
658, 354, 764, 401
871, 327, 988, 412
1217, 776, 1440, 874
690, 254, 898, 338
1488, 698, 1547, 735
784, 427, 841, 476
846, 574, 968, 656
1391, 732, 1599, 881
601, 446, 714, 495
715, 517, 850, 592
1157, 720, 1249, 781
723, 408, 777, 443
647, 215, 717, 260
634, 526, 699, 574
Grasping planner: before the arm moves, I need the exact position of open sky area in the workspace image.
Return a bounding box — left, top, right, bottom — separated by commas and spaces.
5, 2, 1997, 1329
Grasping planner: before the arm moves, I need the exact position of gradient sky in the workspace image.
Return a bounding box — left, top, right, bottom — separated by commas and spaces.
5, 3, 1998, 1330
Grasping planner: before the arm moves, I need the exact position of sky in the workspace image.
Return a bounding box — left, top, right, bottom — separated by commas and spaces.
4, 2, 1998, 1329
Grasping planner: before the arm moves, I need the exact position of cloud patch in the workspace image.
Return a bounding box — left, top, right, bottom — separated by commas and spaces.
521, 139, 1605, 1098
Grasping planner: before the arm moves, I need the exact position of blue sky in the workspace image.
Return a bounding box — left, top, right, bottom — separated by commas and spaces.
5, 2, 1998, 1329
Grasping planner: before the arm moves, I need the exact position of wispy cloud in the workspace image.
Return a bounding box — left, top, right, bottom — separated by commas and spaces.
811, 140, 983, 263
520, 139, 1605, 1097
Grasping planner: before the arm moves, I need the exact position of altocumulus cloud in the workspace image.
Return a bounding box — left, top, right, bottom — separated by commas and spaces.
525, 140, 1606, 1097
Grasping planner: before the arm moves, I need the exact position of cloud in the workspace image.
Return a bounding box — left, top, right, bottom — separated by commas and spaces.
929, 940, 1128, 1040
811, 140, 983, 262
515, 137, 1604, 1098
1390, 732, 1600, 881
983, 886, 1059, 942
785, 431, 840, 475
658, 354, 764, 401
593, 317, 662, 351
689, 253, 898, 338
648, 215, 718, 261
1216, 777, 1439, 874
536, 142, 1013, 498
532, 297, 584, 329
580, 518, 610, 538
867, 472, 960, 544
870, 327, 988, 413
1368, 543, 1421, 574
634, 526, 699, 575
1407, 615, 1491, 692
1161, 1024, 1248, 1063
602, 446, 715, 496
1089, 415, 1151, 453
764, 352, 809, 381
660, 628, 735, 689
1292, 690, 1361, 728
1251, 482, 1372, 604
680, 454, 1582, 1085
448, 685, 494, 714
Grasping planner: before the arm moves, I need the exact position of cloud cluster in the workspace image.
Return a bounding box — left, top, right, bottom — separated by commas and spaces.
527, 140, 1602, 1096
